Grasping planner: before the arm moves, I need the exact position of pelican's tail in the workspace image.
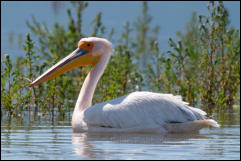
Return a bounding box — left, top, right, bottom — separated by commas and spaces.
195, 119, 220, 128
163, 119, 220, 133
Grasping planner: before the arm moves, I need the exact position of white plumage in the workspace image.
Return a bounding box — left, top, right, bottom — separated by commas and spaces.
72, 91, 219, 133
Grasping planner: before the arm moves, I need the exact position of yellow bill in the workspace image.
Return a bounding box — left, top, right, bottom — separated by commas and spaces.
30, 41, 100, 87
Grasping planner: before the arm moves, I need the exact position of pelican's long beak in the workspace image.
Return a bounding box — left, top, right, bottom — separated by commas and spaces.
29, 47, 99, 87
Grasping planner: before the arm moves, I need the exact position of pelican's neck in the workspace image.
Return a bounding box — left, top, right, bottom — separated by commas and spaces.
74, 53, 111, 112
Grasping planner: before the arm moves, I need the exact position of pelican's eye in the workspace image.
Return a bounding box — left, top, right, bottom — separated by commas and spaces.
78, 41, 94, 51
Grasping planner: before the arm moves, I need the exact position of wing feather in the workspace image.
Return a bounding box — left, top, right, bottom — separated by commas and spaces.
83, 92, 205, 128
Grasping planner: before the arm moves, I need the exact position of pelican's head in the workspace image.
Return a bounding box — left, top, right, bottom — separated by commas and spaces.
29, 37, 112, 87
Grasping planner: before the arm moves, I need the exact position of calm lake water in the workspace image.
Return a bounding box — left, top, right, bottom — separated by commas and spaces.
1, 111, 240, 160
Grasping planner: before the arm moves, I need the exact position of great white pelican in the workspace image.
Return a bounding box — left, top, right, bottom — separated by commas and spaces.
30, 37, 219, 133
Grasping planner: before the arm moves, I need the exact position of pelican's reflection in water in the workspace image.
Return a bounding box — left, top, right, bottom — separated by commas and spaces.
72, 132, 209, 159
72, 132, 96, 158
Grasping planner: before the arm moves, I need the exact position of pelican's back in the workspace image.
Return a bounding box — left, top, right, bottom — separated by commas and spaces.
81, 92, 218, 133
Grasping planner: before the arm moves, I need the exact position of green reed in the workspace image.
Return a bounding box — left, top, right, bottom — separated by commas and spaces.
1, 1, 240, 120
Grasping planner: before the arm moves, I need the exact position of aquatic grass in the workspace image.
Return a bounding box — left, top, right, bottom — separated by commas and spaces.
198, 2, 240, 113
1, 1, 239, 121
146, 2, 240, 115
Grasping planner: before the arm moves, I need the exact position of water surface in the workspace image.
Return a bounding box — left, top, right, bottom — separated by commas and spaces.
1, 112, 240, 160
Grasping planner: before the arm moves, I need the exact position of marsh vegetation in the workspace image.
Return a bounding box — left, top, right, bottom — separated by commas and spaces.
1, 2, 240, 124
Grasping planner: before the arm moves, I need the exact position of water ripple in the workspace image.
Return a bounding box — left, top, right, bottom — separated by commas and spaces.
1, 123, 240, 160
